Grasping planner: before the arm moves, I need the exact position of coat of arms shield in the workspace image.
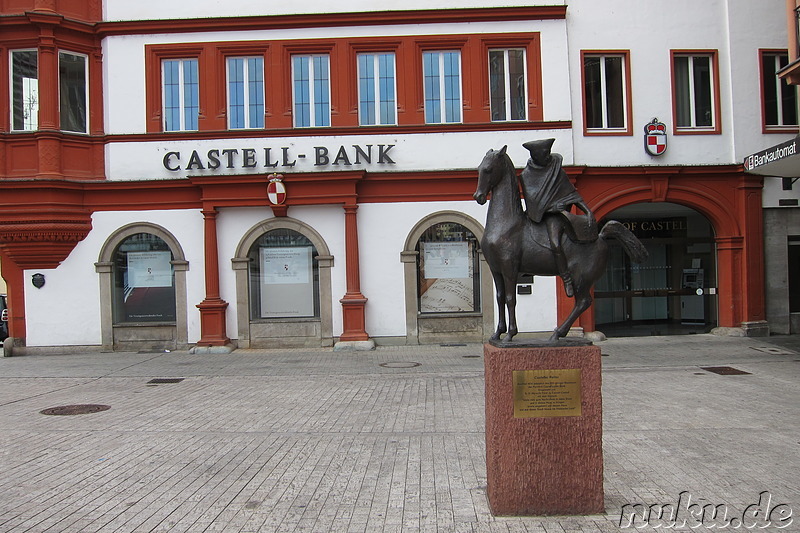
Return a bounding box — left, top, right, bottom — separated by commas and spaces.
644, 118, 667, 156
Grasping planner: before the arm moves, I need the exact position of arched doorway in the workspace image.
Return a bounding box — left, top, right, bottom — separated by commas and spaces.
595, 202, 718, 336
95, 223, 189, 351
232, 218, 334, 348
401, 211, 494, 344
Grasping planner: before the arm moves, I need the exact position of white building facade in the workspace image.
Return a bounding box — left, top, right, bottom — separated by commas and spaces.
0, 0, 791, 353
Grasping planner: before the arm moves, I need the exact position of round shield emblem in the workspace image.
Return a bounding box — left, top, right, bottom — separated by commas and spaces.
267, 174, 287, 205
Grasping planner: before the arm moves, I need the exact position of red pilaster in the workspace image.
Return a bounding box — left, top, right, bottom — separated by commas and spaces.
195, 207, 231, 347
339, 203, 370, 342
0, 251, 25, 341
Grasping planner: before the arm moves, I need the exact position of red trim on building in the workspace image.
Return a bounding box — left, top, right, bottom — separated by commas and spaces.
96, 7, 567, 37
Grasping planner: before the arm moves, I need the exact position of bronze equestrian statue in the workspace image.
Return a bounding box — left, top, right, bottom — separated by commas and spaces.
474, 142, 647, 344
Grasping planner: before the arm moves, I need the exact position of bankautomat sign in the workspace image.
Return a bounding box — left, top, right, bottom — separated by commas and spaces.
744, 138, 798, 172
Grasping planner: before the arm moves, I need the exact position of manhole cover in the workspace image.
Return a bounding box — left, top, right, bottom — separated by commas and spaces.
701, 366, 752, 375
379, 361, 421, 368
40, 404, 111, 416
147, 378, 185, 384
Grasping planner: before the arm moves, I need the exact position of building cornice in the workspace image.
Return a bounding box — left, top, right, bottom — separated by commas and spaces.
95, 6, 567, 37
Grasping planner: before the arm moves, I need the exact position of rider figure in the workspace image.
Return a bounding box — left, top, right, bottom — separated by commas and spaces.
520, 138, 597, 298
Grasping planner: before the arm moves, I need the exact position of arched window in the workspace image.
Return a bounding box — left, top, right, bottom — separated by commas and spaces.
247, 228, 320, 319
112, 233, 176, 323
416, 222, 481, 313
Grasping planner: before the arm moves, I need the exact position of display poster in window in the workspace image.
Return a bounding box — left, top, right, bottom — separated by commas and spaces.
123, 251, 175, 322
420, 242, 475, 313
127, 251, 173, 288
260, 246, 314, 317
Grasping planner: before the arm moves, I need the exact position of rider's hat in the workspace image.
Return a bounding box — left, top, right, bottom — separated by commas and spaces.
523, 138, 555, 164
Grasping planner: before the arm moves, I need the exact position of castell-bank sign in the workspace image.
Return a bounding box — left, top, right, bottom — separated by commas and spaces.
162, 144, 397, 173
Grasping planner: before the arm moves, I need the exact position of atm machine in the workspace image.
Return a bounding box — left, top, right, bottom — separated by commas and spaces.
680, 267, 705, 324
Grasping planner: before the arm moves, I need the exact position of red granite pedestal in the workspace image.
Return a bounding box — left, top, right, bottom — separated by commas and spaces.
484, 342, 604, 515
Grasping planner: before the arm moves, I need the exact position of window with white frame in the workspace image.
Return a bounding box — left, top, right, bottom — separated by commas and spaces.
59, 51, 88, 133
423, 51, 462, 124
583, 53, 628, 131
11, 50, 38, 131
489, 48, 526, 122
292, 54, 330, 128
358, 52, 397, 126
162, 58, 199, 131
761, 51, 798, 129
227, 56, 265, 129
673, 53, 717, 130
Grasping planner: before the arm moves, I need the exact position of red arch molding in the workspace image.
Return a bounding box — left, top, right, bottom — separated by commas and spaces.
558, 165, 765, 334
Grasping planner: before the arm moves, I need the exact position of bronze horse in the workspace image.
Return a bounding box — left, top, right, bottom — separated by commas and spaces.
474, 146, 647, 343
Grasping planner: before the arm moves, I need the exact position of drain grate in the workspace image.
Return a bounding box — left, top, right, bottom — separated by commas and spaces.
441, 343, 467, 347
147, 378, 185, 384
379, 361, 421, 368
750, 346, 797, 355
41, 404, 111, 416
462, 355, 481, 358
701, 366, 752, 375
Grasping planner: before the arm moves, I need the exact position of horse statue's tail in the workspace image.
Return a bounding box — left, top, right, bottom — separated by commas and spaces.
599, 220, 648, 264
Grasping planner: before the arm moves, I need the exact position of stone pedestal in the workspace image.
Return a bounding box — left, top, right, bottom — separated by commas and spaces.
484, 342, 604, 515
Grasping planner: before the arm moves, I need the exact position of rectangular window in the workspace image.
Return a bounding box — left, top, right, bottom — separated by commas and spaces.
582, 52, 630, 133
11, 50, 38, 131
489, 49, 526, 121
358, 52, 397, 126
227, 56, 265, 129
761, 51, 798, 130
672, 52, 719, 132
59, 51, 88, 133
292, 54, 330, 128
423, 51, 462, 124
162, 58, 199, 131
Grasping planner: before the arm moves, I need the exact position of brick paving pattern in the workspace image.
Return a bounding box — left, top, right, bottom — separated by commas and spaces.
0, 335, 797, 532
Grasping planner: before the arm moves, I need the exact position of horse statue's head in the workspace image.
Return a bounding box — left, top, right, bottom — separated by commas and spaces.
474, 145, 511, 205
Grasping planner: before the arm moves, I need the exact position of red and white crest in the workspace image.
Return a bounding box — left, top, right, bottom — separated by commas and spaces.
644, 118, 667, 156
267, 174, 287, 205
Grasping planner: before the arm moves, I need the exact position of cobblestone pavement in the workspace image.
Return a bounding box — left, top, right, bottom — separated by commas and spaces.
0, 334, 797, 532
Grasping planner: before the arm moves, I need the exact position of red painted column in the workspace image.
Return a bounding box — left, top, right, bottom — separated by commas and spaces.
339, 203, 370, 342
195, 207, 231, 347
715, 235, 743, 327
0, 251, 25, 343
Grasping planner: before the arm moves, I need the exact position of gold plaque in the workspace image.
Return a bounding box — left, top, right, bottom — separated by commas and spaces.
513, 369, 582, 418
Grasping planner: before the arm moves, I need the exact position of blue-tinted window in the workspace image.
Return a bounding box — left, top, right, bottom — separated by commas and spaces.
293, 55, 330, 128
358, 53, 396, 125
423, 51, 461, 124
228, 56, 265, 129
163, 58, 199, 131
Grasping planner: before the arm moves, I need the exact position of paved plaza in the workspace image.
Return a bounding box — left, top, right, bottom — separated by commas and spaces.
0, 334, 797, 532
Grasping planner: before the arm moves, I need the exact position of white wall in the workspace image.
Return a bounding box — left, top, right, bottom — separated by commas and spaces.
25, 210, 205, 346
567, 0, 790, 167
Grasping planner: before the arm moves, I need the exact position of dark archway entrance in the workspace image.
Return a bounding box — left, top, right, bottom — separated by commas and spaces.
595, 202, 718, 336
